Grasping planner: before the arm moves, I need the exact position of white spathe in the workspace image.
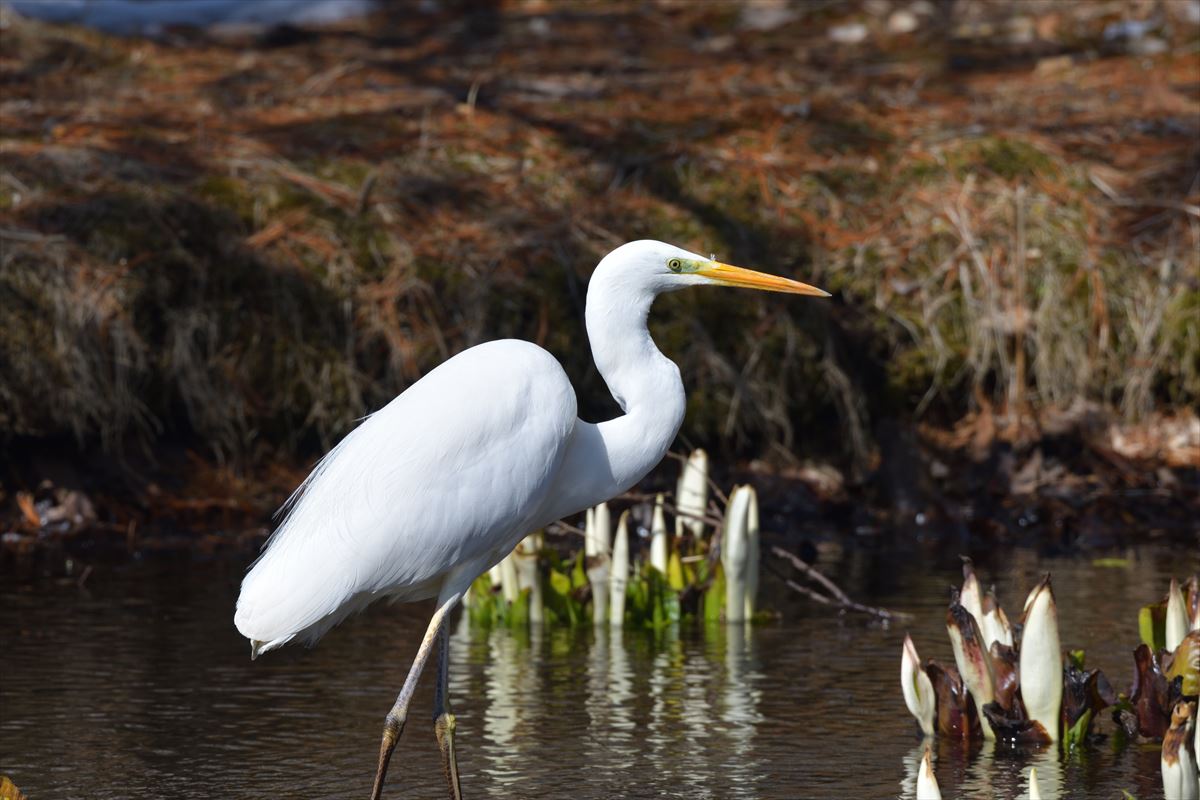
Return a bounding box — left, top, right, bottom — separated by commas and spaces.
960, 561, 984, 629
649, 493, 669, 575
1167, 578, 1190, 653
901, 635, 936, 737
1028, 766, 1042, 800
498, 551, 520, 606
1020, 576, 1063, 742
609, 511, 630, 627
675, 449, 709, 539
722, 485, 752, 623
514, 533, 543, 624
586, 502, 612, 625
588, 503, 612, 557
981, 590, 1014, 651
743, 485, 760, 619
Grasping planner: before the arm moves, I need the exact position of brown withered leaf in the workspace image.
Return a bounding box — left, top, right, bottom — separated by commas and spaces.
990, 641, 1020, 710
925, 660, 981, 741
1062, 663, 1115, 733
1130, 643, 1173, 739
981, 690, 1053, 744
1162, 701, 1196, 767
14, 491, 39, 528
946, 599, 996, 693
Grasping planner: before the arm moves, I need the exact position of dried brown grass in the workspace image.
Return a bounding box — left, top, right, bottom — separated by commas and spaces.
0, 0, 1196, 471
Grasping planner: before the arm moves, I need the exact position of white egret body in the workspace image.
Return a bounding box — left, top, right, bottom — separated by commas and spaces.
234, 240, 827, 798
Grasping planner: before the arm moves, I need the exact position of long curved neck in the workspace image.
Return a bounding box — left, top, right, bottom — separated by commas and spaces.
588, 274, 687, 494
586, 277, 683, 428
538, 273, 685, 523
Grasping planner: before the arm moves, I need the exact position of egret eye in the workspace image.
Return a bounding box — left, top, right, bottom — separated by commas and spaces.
668, 258, 683, 272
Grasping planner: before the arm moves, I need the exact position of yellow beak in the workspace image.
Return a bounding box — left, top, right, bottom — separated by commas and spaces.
697, 262, 830, 297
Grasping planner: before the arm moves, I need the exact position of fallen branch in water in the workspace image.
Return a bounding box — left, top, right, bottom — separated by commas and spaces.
769, 545, 909, 623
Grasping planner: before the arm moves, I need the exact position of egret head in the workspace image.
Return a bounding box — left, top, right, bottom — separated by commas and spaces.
597, 240, 830, 298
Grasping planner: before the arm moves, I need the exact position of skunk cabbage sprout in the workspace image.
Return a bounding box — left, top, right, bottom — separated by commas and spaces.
675, 448, 709, 539
947, 600, 997, 741
743, 486, 760, 619
586, 502, 612, 624
649, 493, 669, 575
981, 589, 1014, 650
609, 510, 630, 627
721, 485, 752, 623
902, 634, 936, 737
1020, 576, 1063, 742
1167, 578, 1191, 654
960, 560, 985, 629
1161, 701, 1197, 800
514, 533, 543, 623
499, 551, 520, 605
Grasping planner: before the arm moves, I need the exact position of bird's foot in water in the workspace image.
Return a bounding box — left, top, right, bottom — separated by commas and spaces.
370, 708, 408, 800
435, 712, 463, 800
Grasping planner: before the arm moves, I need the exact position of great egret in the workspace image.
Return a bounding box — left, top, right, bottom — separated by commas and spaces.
233, 240, 828, 798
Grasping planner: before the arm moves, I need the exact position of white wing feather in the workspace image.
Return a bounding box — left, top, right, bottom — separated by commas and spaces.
234, 339, 576, 651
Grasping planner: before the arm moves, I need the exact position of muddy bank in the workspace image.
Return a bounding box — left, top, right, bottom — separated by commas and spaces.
3, 406, 1196, 578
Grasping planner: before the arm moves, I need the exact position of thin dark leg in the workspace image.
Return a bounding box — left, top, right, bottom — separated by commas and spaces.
369, 594, 460, 800
433, 620, 463, 800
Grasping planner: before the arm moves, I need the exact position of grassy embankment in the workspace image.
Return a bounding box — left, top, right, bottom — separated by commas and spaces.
0, 2, 1197, 542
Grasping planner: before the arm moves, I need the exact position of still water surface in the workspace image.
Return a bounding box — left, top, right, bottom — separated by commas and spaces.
2, 544, 1195, 799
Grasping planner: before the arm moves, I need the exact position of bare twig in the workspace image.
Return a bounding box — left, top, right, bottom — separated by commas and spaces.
1099, 198, 1200, 218
616, 491, 726, 528
770, 545, 909, 622
545, 520, 586, 538
355, 170, 378, 216
0, 228, 64, 243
